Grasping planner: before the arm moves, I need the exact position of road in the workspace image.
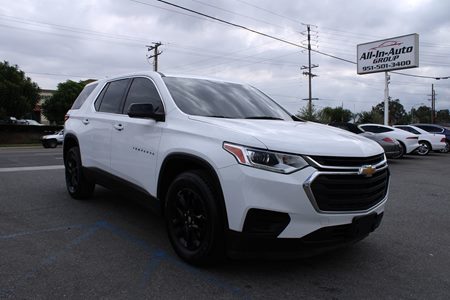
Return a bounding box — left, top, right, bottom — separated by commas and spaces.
0, 147, 449, 299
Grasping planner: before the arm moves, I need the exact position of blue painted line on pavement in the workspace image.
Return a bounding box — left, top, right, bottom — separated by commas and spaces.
0, 223, 87, 240
1, 220, 248, 299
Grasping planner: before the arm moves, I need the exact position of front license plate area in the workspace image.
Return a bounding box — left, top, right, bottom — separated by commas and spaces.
351, 213, 378, 237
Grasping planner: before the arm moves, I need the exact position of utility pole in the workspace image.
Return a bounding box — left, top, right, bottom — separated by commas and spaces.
431, 84, 436, 123
301, 24, 318, 118
384, 72, 390, 125
428, 84, 436, 123
146, 42, 163, 71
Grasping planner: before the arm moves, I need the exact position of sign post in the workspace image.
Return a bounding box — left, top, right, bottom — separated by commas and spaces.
357, 34, 419, 125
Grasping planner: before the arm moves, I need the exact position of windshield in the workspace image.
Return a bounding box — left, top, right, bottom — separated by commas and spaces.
163, 77, 293, 120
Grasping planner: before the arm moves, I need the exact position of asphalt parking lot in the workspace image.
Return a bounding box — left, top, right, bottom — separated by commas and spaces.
1, 147, 449, 299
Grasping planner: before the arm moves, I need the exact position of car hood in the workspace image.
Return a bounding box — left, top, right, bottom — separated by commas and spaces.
189, 117, 383, 157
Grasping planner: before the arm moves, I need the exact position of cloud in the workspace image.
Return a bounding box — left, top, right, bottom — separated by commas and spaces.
0, 0, 449, 114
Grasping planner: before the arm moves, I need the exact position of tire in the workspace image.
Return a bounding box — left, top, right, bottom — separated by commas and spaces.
393, 142, 405, 159
440, 141, 450, 153
49, 139, 58, 148
416, 141, 430, 156
64, 146, 95, 199
42, 142, 50, 148
165, 171, 225, 265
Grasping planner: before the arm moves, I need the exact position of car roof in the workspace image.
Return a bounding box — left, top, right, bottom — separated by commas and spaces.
98, 71, 243, 86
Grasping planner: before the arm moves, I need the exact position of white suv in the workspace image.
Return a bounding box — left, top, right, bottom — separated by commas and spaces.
64, 72, 389, 265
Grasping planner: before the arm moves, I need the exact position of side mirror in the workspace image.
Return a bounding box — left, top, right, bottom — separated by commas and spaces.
127, 103, 165, 122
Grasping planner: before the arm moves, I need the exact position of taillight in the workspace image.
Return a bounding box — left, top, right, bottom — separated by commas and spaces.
441, 138, 446, 143
406, 136, 418, 139
64, 114, 70, 122
382, 137, 394, 143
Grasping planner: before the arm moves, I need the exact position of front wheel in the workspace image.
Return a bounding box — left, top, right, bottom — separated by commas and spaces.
65, 146, 95, 199
165, 171, 225, 265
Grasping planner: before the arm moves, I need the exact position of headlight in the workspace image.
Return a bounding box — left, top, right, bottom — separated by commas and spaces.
223, 142, 309, 174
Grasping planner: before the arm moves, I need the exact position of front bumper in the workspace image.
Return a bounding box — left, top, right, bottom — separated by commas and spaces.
218, 156, 389, 241
226, 212, 384, 259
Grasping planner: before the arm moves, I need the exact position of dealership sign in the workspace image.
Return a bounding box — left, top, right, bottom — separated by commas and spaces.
357, 33, 419, 74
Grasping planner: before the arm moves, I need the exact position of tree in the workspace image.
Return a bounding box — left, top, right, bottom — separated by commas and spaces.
318, 106, 352, 124
436, 109, 450, 124
358, 110, 383, 124
296, 104, 320, 122
412, 105, 431, 123
42, 80, 86, 124
372, 98, 408, 125
0, 61, 40, 119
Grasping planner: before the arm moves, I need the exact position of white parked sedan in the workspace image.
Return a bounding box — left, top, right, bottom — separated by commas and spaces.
394, 125, 446, 155
359, 124, 420, 158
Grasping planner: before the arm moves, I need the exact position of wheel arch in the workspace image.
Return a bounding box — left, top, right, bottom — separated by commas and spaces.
63, 133, 80, 161
157, 153, 229, 229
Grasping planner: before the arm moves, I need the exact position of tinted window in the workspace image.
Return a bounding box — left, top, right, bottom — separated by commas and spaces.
98, 79, 130, 113
398, 126, 420, 134
163, 77, 292, 120
94, 84, 108, 111
419, 125, 443, 133
123, 78, 164, 114
361, 125, 392, 133
71, 83, 98, 109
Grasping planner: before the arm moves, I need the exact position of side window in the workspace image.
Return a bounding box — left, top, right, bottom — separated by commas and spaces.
397, 126, 414, 133
123, 77, 164, 114
71, 83, 98, 109
377, 127, 393, 133
94, 84, 108, 111
98, 79, 130, 114
361, 125, 378, 133
428, 126, 443, 133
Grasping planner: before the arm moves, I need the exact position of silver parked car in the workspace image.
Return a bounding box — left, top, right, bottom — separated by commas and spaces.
41, 129, 64, 148
329, 123, 402, 158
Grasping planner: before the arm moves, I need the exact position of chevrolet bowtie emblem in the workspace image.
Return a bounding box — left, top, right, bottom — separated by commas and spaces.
358, 165, 376, 177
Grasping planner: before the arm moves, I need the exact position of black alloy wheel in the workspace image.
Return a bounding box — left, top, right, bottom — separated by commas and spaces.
65, 146, 95, 199
165, 171, 224, 265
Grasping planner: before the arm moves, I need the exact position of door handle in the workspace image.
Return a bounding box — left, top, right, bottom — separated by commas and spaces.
113, 123, 124, 131
82, 119, 89, 125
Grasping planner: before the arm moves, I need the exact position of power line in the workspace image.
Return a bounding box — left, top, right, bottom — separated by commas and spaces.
143, 0, 449, 79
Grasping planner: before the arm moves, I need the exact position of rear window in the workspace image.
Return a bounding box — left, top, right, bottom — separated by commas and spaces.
71, 83, 98, 109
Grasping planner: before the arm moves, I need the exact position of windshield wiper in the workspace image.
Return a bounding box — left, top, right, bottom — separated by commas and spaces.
244, 116, 284, 120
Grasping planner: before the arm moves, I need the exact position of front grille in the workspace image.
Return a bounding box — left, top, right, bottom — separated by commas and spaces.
308, 154, 384, 167
310, 168, 389, 211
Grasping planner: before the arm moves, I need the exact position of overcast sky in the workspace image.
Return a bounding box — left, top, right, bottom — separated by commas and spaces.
1, 0, 450, 114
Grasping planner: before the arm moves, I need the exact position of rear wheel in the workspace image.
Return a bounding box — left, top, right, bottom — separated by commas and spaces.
393, 142, 405, 159
440, 141, 450, 153
416, 141, 430, 156
165, 171, 224, 265
65, 146, 95, 199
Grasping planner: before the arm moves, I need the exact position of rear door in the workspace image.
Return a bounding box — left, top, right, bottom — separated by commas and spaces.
110, 77, 165, 195
79, 78, 130, 172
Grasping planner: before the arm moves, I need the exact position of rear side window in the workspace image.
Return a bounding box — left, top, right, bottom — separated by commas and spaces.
398, 126, 420, 134
122, 78, 164, 114
419, 125, 443, 133
97, 79, 130, 114
71, 83, 98, 109
361, 125, 392, 133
